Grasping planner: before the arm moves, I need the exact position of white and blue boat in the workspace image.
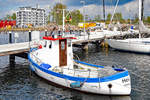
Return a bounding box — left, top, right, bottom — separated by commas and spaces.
28, 35, 131, 95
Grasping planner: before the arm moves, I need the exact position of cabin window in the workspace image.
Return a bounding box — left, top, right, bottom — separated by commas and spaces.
49, 41, 52, 48
68, 41, 71, 47
61, 41, 65, 50
44, 41, 47, 47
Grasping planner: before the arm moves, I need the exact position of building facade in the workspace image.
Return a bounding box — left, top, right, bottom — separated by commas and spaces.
16, 7, 47, 27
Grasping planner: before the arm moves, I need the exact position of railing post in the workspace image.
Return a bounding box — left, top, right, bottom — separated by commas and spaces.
98, 70, 101, 89
29, 30, 32, 41
70, 30, 72, 34
45, 30, 47, 36
14, 32, 19, 43
9, 31, 12, 43
88, 69, 91, 78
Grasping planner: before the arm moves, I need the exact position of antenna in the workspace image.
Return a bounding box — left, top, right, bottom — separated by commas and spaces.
63, 9, 65, 35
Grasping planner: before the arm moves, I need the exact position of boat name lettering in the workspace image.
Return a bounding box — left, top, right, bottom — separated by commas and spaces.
122, 78, 130, 83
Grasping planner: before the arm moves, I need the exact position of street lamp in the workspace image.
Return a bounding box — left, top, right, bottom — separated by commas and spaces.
80, 0, 86, 38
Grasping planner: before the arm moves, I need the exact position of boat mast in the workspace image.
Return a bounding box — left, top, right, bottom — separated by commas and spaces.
102, 0, 105, 22
139, 0, 142, 21
63, 9, 65, 36
141, 0, 144, 21
139, 0, 142, 38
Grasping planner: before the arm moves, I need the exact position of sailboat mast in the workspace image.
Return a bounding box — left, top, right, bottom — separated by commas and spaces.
102, 0, 105, 22
139, 0, 143, 38
139, 0, 142, 21
141, 0, 144, 20
139, 0, 144, 21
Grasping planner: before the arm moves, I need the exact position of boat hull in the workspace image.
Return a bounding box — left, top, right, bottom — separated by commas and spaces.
107, 39, 150, 53
29, 56, 131, 95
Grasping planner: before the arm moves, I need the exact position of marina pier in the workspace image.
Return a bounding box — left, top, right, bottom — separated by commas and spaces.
0, 30, 140, 66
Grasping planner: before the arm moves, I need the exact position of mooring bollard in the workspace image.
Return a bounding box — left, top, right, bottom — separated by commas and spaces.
9, 54, 15, 67
29, 30, 31, 41
14, 32, 19, 43
9, 31, 12, 43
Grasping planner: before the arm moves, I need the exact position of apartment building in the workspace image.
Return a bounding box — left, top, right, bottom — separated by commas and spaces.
16, 7, 47, 27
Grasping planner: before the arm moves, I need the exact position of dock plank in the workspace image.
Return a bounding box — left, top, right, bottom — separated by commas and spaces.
0, 42, 38, 56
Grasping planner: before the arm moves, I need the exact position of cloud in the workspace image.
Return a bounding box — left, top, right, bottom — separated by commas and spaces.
143, 0, 150, 16
77, 0, 150, 20
63, 0, 135, 6
0, 0, 149, 20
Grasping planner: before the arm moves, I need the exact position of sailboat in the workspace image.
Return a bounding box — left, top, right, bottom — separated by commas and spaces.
106, 0, 150, 53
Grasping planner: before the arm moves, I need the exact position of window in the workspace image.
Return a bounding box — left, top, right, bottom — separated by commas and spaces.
49, 41, 52, 48
44, 41, 47, 47
68, 41, 71, 47
61, 41, 65, 50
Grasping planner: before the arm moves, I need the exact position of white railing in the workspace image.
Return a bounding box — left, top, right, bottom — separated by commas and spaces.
30, 51, 119, 79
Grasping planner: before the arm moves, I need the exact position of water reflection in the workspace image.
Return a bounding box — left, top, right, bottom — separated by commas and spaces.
0, 65, 131, 100
0, 32, 150, 99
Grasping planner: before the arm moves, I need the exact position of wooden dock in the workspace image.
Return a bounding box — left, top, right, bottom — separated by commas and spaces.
72, 30, 139, 44
0, 42, 38, 56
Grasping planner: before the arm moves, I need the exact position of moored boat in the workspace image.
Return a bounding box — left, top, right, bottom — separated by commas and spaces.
106, 0, 150, 54
106, 38, 150, 53
28, 35, 131, 95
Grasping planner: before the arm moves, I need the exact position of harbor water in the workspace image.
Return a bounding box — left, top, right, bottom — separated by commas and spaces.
0, 32, 150, 100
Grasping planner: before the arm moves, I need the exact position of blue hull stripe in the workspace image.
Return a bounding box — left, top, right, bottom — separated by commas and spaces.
28, 54, 129, 83
74, 60, 104, 68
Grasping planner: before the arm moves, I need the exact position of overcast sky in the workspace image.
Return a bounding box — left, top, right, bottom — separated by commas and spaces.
0, 0, 149, 19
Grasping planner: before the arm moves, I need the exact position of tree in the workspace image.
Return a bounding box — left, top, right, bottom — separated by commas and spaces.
70, 10, 83, 25
94, 15, 101, 22
127, 19, 131, 24
51, 3, 67, 25
47, 12, 51, 24
50, 3, 83, 25
11, 13, 16, 20
113, 13, 125, 23
4, 14, 11, 20
114, 13, 122, 21
107, 13, 112, 21
147, 16, 150, 23
133, 13, 139, 24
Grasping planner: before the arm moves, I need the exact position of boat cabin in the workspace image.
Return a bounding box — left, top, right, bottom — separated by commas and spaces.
38, 36, 76, 69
